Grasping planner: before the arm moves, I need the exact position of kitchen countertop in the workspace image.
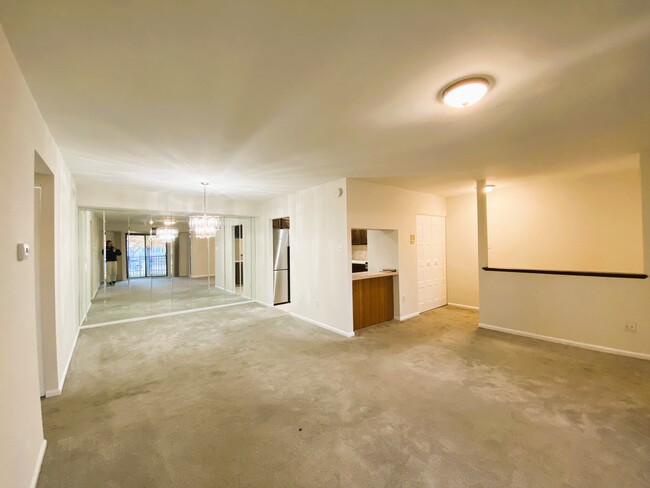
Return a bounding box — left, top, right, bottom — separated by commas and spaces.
352, 270, 398, 281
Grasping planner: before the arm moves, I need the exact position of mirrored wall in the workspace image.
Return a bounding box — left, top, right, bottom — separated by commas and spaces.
78, 208, 255, 326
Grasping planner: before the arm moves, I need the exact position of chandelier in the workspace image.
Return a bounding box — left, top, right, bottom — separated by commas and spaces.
189, 182, 222, 239
155, 226, 178, 242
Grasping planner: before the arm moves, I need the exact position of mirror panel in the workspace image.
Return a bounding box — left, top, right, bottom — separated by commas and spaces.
78, 209, 255, 326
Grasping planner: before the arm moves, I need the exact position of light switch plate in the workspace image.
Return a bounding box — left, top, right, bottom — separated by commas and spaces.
17, 243, 30, 261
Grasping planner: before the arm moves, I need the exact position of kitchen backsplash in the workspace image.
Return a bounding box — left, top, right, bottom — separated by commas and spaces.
352, 245, 368, 261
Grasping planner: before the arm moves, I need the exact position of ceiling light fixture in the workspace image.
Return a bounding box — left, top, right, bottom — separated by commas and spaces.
163, 219, 176, 226
441, 77, 490, 108
485, 185, 495, 193
189, 182, 221, 239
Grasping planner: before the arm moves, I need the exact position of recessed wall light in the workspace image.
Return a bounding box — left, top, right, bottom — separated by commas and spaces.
441, 77, 490, 108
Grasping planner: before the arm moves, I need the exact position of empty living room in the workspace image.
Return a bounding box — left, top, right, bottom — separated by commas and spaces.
1, 1, 649, 487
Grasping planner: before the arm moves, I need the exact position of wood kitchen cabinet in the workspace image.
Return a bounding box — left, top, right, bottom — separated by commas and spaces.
351, 229, 367, 246
352, 275, 394, 330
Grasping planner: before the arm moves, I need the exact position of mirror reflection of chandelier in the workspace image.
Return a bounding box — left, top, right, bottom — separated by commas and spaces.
155, 226, 178, 242
189, 182, 222, 239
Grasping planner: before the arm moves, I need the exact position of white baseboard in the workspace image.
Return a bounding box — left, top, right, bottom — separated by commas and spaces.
58, 327, 80, 394
80, 300, 254, 330
290, 312, 355, 338
46, 327, 80, 398
399, 312, 419, 321
80, 299, 93, 325
30, 439, 47, 488
478, 323, 650, 361
448, 303, 479, 311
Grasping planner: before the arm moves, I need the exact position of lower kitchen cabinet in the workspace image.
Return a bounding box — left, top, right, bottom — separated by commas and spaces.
352, 275, 394, 331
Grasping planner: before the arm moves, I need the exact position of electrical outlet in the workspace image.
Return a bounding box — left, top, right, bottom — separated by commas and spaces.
624, 322, 638, 333
401, 295, 406, 303
316, 299, 320, 308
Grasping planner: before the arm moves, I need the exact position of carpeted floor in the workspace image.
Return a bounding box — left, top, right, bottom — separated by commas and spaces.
39, 304, 650, 487
83, 277, 249, 326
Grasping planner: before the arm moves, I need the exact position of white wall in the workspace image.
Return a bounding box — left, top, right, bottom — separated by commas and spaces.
255, 179, 353, 335
487, 167, 644, 273
292, 179, 352, 333
478, 154, 650, 358
79, 209, 104, 320
366, 230, 398, 273
77, 183, 260, 218
446, 193, 479, 308
347, 179, 446, 319
0, 25, 78, 488
255, 194, 295, 306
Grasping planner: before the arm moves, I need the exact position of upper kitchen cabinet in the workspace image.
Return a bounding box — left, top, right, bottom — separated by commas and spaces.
351, 229, 367, 245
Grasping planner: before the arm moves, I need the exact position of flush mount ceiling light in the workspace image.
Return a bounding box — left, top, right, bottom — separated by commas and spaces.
189, 182, 222, 239
441, 76, 490, 108
163, 219, 176, 226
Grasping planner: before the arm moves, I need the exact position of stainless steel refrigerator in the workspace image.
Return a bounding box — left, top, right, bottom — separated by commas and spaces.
273, 228, 290, 305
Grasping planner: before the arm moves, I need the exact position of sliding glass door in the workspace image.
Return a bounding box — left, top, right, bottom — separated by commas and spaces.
127, 234, 167, 278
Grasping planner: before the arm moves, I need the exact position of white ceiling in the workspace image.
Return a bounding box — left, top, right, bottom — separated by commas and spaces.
1, 0, 649, 199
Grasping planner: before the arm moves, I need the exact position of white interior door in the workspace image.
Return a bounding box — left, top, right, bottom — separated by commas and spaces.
431, 216, 447, 309
417, 215, 447, 313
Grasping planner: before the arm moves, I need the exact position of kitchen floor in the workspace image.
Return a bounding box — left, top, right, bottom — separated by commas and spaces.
39, 304, 649, 487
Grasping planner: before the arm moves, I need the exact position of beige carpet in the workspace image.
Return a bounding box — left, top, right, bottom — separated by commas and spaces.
39, 304, 650, 487
84, 277, 249, 326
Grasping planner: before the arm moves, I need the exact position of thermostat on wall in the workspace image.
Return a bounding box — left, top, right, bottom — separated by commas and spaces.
17, 243, 30, 261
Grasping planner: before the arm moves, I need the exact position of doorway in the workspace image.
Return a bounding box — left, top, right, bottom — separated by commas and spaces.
233, 224, 244, 293
272, 217, 290, 306
34, 153, 57, 397
417, 215, 447, 313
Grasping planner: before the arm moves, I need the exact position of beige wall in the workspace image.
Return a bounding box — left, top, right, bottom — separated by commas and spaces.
479, 155, 650, 358
178, 232, 191, 276
487, 168, 644, 273
347, 179, 446, 319
0, 25, 78, 488
446, 193, 479, 308
190, 236, 216, 277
